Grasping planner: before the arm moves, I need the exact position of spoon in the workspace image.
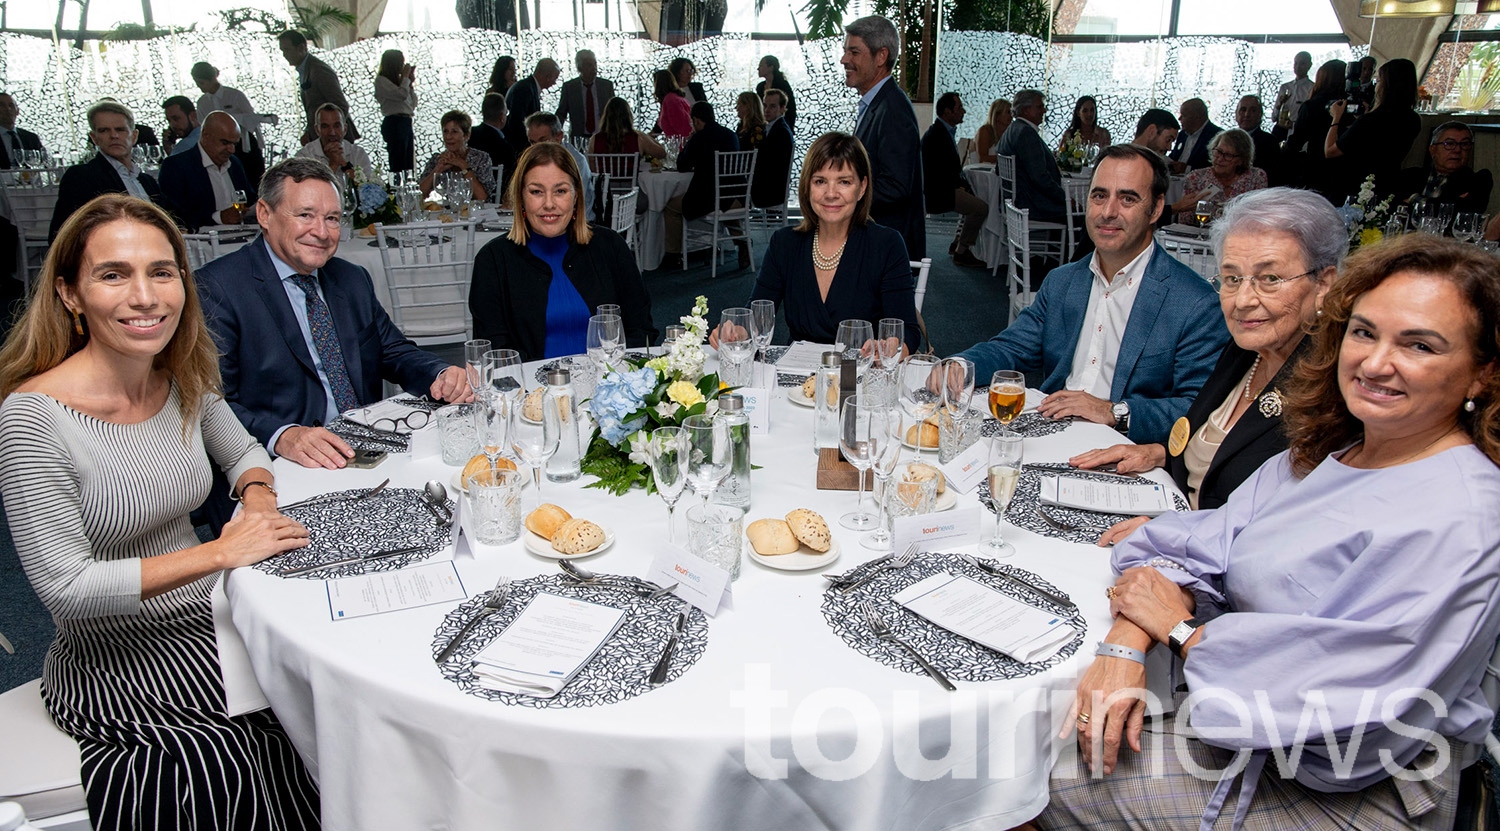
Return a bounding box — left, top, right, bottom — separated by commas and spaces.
423, 480, 455, 526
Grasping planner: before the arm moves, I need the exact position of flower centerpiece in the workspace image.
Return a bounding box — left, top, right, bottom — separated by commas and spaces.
581, 295, 728, 495
1055, 133, 1086, 173
345, 165, 401, 230
1339, 174, 1394, 251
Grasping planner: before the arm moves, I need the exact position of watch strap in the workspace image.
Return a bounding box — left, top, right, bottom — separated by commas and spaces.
1169, 616, 1206, 659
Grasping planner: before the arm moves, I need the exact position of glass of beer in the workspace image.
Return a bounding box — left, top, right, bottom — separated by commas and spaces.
988, 370, 1026, 426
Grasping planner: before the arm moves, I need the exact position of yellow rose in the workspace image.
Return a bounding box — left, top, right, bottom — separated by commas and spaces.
1358, 228, 1384, 248
667, 380, 704, 409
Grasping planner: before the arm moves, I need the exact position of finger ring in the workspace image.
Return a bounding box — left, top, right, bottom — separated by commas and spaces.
1077, 712, 1091, 724
1105, 586, 1116, 599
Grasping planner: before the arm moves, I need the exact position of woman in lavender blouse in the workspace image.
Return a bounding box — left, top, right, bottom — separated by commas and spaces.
1025, 234, 1500, 831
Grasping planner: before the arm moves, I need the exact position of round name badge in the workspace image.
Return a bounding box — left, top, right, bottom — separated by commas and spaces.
1167, 417, 1191, 457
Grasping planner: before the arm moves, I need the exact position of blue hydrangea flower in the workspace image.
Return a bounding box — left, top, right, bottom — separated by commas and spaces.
592, 366, 655, 422
357, 183, 389, 213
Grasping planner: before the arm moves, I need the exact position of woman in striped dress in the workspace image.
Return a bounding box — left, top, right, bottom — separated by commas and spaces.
0, 194, 320, 829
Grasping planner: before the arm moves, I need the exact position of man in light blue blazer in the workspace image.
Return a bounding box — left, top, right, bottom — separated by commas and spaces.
955, 144, 1228, 445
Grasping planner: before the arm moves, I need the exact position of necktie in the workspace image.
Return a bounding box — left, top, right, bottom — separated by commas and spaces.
289, 274, 359, 413
585, 84, 596, 135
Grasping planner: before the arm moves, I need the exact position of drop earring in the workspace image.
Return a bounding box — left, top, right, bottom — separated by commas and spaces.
71, 311, 84, 336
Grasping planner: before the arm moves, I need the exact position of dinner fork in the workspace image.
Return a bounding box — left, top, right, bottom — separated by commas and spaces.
435, 577, 512, 664
860, 600, 956, 691
279, 478, 390, 512
838, 544, 918, 593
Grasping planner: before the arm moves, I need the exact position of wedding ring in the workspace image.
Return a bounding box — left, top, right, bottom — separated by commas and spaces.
1105, 586, 1117, 599
1077, 712, 1091, 724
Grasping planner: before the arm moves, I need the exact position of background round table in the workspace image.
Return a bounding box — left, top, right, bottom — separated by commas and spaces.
634, 170, 693, 271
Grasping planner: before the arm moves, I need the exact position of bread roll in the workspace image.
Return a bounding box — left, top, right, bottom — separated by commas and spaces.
523, 387, 545, 422
907, 462, 946, 494
462, 454, 516, 486
552, 518, 606, 555
785, 508, 831, 553
800, 374, 839, 406
747, 518, 800, 556
525, 503, 573, 540
905, 422, 940, 448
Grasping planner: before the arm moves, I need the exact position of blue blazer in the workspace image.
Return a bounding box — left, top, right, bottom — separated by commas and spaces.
158, 148, 255, 231
196, 238, 449, 447
955, 244, 1229, 444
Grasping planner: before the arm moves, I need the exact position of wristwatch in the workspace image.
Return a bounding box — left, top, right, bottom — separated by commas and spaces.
1111, 401, 1131, 433
1168, 617, 1206, 659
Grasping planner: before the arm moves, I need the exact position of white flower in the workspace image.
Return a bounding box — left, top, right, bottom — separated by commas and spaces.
654, 400, 679, 420
627, 430, 651, 465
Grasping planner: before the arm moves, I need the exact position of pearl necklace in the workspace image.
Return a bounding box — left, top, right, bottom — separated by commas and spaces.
1241, 353, 1263, 401
812, 231, 847, 271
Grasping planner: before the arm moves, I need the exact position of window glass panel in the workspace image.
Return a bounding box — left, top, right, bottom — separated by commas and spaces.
1176, 0, 1342, 35
1054, 0, 1171, 37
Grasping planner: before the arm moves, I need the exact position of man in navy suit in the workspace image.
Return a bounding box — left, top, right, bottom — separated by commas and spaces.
953, 145, 1228, 444
0, 92, 46, 168
997, 89, 1066, 225
50, 100, 167, 240
846, 14, 924, 260
922, 92, 988, 268
1168, 97, 1222, 174
750, 89, 794, 210
158, 111, 256, 231
663, 102, 740, 267
197, 158, 471, 471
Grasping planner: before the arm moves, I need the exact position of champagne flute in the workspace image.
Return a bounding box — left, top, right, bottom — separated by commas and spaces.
587, 313, 625, 372
988, 370, 1026, 426
718, 307, 756, 387
682, 414, 730, 508
483, 348, 523, 400
983, 432, 1024, 557
751, 299, 775, 362
647, 426, 688, 542
862, 406, 905, 550
838, 394, 880, 530
874, 317, 905, 406
510, 393, 560, 504
476, 391, 510, 473
898, 354, 943, 457
464, 339, 491, 396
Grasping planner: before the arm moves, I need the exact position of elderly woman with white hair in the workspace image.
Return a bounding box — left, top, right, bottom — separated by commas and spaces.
1072, 187, 1346, 541
1170, 127, 1268, 223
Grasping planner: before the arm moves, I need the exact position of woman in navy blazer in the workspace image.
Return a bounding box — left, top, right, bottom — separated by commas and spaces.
714, 132, 920, 354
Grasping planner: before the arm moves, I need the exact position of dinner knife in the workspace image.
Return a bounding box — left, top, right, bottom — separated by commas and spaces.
277, 544, 427, 577
648, 612, 687, 686
962, 554, 1073, 608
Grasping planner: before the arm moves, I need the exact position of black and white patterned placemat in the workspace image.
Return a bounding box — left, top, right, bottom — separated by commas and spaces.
326, 416, 411, 453
434, 574, 709, 709
977, 462, 1190, 545
533, 351, 653, 384
822, 552, 1085, 681
257, 487, 454, 579
980, 411, 1073, 439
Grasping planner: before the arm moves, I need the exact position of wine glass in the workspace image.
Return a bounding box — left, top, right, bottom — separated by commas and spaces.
483, 348, 523, 400
1454, 212, 1484, 244
839, 394, 881, 530
718, 307, 756, 387
983, 432, 1024, 557
464, 339, 491, 396
647, 426, 688, 542
510, 392, 560, 503
898, 354, 943, 457
751, 299, 775, 362
1194, 200, 1212, 227
596, 303, 621, 318
835, 319, 875, 377
941, 357, 976, 414
862, 405, 905, 551
988, 370, 1026, 427
231, 189, 247, 215
873, 317, 905, 406
682, 414, 730, 508
587, 313, 625, 372
130, 146, 146, 168
476, 391, 510, 473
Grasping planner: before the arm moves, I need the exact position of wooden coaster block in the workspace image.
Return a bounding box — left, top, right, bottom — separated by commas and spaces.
816, 448, 873, 490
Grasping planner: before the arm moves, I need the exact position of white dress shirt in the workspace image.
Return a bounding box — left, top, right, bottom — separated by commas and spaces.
199, 145, 237, 224
1065, 244, 1153, 399
296, 139, 375, 180
103, 155, 149, 200
197, 85, 263, 152
1175, 126, 1206, 164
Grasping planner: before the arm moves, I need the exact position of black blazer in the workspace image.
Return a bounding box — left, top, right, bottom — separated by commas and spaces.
855, 78, 925, 260
468, 122, 517, 195
1395, 165, 1494, 215
685, 81, 709, 107
921, 121, 961, 214
1169, 121, 1224, 171
751, 118, 793, 208
1164, 338, 1308, 510
749, 223, 920, 353
1247, 127, 1280, 183
469, 226, 656, 362
197, 238, 449, 446
0, 127, 44, 169
157, 148, 256, 231
554, 77, 615, 139
504, 77, 542, 151
49, 153, 166, 240
676, 121, 739, 221
755, 77, 796, 129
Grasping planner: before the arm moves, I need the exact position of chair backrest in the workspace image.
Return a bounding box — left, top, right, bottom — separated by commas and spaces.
587, 153, 639, 197
489, 164, 506, 202
1063, 176, 1090, 261
995, 154, 1018, 206
373, 219, 478, 342
0, 171, 61, 234
1004, 199, 1037, 321
911, 258, 932, 313
713, 149, 757, 216
1156, 231, 1217, 284
611, 187, 639, 244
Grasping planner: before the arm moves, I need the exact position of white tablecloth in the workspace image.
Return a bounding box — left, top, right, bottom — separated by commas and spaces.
964, 165, 1003, 271
226, 371, 1177, 830
635, 170, 693, 271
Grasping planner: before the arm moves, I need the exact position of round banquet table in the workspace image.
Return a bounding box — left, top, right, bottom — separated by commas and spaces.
226, 363, 1183, 831
634, 170, 693, 271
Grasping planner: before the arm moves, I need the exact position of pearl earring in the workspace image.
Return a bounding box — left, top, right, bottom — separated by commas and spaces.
1465, 399, 1477, 412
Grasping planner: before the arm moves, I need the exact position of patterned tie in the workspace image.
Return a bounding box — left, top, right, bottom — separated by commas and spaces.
289, 274, 359, 414
585, 84, 596, 135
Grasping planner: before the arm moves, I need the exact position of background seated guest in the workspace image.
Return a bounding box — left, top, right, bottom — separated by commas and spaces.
159, 111, 256, 231
1170, 128, 1267, 223
1325, 58, 1421, 203
662, 102, 740, 268
1396, 121, 1492, 215
1059, 94, 1110, 149
752, 90, 794, 209
998, 88, 1066, 224
1167, 97, 1221, 173
971, 98, 1011, 165
952, 145, 1228, 444
756, 55, 796, 129
922, 91, 988, 268
1234, 94, 1280, 184
1073, 187, 1343, 541
162, 95, 200, 156
668, 57, 708, 107
469, 93, 517, 198
419, 109, 494, 203
0, 194, 321, 829
470, 142, 655, 361
734, 91, 767, 149
1131, 108, 1179, 157
373, 48, 417, 173
711, 132, 920, 355
652, 69, 692, 139
1027, 234, 1500, 831
197, 158, 469, 478
295, 103, 374, 182
0, 91, 46, 168
50, 100, 166, 241
525, 112, 594, 221
591, 96, 665, 159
